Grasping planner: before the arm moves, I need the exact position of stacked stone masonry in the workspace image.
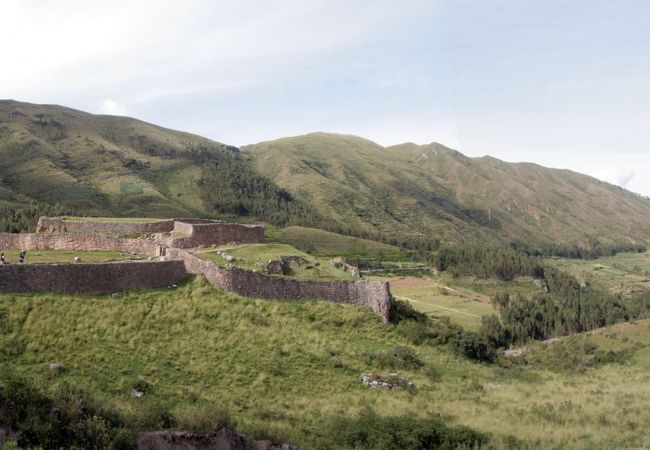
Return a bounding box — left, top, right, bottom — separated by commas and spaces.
0, 217, 392, 321
0, 261, 187, 294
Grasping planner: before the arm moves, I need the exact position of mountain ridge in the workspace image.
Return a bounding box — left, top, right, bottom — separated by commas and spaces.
2, 100, 649, 250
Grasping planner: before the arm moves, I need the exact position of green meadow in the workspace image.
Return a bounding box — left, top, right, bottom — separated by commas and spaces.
4, 276, 650, 448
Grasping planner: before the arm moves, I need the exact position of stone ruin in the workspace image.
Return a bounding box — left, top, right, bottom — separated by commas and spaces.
0, 217, 393, 322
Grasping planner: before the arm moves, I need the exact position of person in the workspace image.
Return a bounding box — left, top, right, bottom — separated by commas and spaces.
0, 253, 5, 264
18, 249, 25, 264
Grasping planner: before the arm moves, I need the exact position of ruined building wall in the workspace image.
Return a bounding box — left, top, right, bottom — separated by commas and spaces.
0, 233, 163, 256
37, 217, 176, 234
0, 261, 187, 294
169, 222, 265, 248
167, 248, 392, 322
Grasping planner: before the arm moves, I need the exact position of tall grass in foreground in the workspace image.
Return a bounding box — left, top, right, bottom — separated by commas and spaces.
2, 278, 650, 448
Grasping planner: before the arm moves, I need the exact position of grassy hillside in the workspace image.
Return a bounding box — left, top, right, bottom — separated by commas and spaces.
243, 133, 650, 248
0, 100, 232, 216
4, 277, 650, 448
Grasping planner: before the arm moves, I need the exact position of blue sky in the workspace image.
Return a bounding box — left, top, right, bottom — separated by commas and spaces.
2, 0, 650, 195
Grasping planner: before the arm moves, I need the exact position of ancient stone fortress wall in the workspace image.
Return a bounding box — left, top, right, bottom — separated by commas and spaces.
37, 217, 176, 234
0, 233, 163, 256
1, 217, 392, 321
0, 260, 187, 295
167, 248, 392, 322
168, 221, 265, 248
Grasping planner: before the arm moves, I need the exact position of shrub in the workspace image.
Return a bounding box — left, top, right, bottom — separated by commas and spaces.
322, 406, 490, 450
369, 346, 424, 370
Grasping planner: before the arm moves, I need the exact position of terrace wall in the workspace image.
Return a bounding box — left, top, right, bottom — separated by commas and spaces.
167, 248, 392, 322
0, 260, 187, 294
168, 222, 265, 248
0, 233, 163, 256
37, 217, 175, 234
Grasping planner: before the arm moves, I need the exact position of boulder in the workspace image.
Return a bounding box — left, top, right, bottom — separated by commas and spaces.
266, 259, 285, 275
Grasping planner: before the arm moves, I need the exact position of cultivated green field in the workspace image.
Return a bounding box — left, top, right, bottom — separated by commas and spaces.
4, 277, 650, 448
546, 251, 650, 295
0, 249, 144, 264
389, 278, 495, 330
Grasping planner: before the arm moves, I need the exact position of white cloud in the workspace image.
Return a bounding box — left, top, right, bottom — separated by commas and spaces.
589, 168, 636, 188
98, 99, 126, 116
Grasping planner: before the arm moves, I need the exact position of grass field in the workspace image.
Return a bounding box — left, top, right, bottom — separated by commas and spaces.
389, 278, 495, 330
198, 243, 355, 280
546, 251, 650, 295
268, 226, 403, 258
4, 278, 650, 448
0, 249, 144, 264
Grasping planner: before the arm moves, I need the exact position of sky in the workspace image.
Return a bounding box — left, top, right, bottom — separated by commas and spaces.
2, 0, 650, 195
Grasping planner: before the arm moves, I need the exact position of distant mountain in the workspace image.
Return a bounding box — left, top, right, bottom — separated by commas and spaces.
242, 133, 650, 248
2, 100, 648, 249
0, 99, 233, 216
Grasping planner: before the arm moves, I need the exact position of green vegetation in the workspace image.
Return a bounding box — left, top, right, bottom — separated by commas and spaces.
244, 133, 650, 248
4, 101, 650, 251
268, 226, 402, 258
390, 278, 495, 330
0, 249, 144, 264
198, 243, 354, 280
546, 250, 650, 295
3, 272, 650, 447
0, 201, 72, 233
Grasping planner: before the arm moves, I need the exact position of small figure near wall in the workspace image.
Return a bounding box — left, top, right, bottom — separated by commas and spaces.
18, 249, 26, 264
0, 253, 5, 264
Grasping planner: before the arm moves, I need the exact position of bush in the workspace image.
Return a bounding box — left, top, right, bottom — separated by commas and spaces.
322, 406, 490, 449
369, 346, 424, 370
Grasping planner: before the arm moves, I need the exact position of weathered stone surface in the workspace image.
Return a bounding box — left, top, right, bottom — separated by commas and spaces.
0, 261, 187, 295
136, 428, 301, 450
37, 217, 176, 234
166, 220, 264, 248
0, 232, 162, 256
266, 259, 285, 275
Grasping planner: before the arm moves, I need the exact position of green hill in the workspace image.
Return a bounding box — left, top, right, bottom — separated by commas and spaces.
243, 133, 650, 248
0, 100, 234, 216
3, 100, 650, 250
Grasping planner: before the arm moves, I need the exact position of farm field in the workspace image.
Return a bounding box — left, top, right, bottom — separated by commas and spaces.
390, 277, 495, 330
545, 250, 650, 294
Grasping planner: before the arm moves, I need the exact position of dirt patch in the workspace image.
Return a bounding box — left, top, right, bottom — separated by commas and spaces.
391, 278, 434, 288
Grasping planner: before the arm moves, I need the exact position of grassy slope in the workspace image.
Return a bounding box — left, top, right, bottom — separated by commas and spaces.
0, 100, 230, 217
267, 225, 402, 258
197, 243, 354, 280
3, 277, 650, 448
243, 133, 650, 247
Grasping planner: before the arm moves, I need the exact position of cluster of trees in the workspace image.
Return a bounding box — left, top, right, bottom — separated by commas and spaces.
511, 240, 647, 259
0, 201, 72, 233
431, 243, 544, 281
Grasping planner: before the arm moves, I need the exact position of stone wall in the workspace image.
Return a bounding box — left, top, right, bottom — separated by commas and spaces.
37, 217, 175, 234
0, 233, 163, 256
169, 221, 265, 248
167, 249, 392, 322
0, 261, 187, 294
